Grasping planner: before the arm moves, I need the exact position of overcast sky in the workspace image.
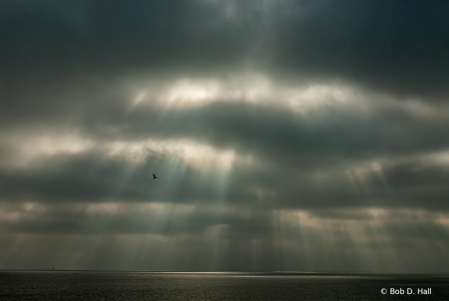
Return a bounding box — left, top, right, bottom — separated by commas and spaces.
1, 0, 449, 273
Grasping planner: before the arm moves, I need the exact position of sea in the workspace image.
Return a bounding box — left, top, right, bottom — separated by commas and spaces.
0, 271, 448, 300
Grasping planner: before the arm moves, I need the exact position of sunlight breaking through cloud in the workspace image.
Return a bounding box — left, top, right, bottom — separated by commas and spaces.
129, 75, 359, 113
1, 0, 449, 273
105, 138, 239, 173
0, 131, 95, 169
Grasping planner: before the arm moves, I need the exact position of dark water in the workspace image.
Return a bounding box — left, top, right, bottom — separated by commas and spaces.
0, 271, 448, 300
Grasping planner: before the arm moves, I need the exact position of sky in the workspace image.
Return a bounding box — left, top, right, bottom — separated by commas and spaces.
1, 0, 449, 273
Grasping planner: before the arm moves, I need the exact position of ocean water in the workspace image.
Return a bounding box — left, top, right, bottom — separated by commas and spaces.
0, 271, 447, 300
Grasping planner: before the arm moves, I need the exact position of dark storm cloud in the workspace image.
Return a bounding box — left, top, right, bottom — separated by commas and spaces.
1, 82, 448, 171
1, 0, 254, 95
1, 138, 448, 213
0, 201, 273, 239
1, 0, 449, 272
188, 100, 449, 161
2, 0, 449, 132
3, 0, 448, 110
0, 149, 225, 203
0, 0, 258, 130
272, 0, 449, 100
2, 73, 449, 213
41, 90, 446, 167
1, 199, 448, 272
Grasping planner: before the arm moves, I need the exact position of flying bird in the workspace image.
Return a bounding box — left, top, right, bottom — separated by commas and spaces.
153, 174, 157, 179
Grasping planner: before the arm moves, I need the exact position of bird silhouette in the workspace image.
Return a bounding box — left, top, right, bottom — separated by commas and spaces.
153, 174, 157, 179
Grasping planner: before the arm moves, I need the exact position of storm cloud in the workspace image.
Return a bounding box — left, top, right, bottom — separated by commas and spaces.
1, 0, 449, 272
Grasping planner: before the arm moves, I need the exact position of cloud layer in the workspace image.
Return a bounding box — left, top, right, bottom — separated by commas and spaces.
1, 0, 449, 272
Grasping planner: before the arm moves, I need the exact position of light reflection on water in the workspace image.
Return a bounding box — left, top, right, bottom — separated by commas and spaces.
1, 271, 448, 300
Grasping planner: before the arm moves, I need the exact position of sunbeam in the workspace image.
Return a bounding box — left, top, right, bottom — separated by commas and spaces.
2, 0, 449, 278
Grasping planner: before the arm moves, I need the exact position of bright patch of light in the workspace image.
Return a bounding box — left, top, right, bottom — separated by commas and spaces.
25, 134, 94, 155
131, 75, 357, 113
0, 132, 95, 169
21, 202, 47, 213
105, 141, 150, 164
286, 84, 354, 114
0, 128, 245, 175
132, 91, 147, 107
139, 202, 196, 215
164, 79, 221, 107
0, 210, 22, 222
85, 203, 120, 215
371, 162, 382, 171
423, 150, 449, 166
105, 138, 239, 173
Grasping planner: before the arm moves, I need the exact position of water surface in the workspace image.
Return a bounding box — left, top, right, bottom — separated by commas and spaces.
1, 271, 447, 300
